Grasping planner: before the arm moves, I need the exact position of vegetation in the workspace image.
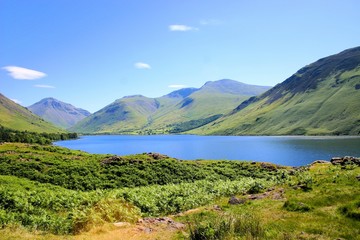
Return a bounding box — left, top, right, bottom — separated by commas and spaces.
0, 143, 279, 191
0, 93, 62, 133
180, 163, 360, 240
70, 80, 270, 134
0, 143, 277, 235
191, 47, 360, 136
188, 212, 264, 240
168, 114, 222, 133
0, 143, 359, 239
0, 126, 77, 144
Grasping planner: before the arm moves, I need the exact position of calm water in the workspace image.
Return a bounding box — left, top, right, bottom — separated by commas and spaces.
54, 135, 360, 166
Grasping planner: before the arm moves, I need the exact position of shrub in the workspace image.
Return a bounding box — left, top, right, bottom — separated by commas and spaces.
188, 213, 264, 240
338, 200, 360, 221
283, 200, 312, 212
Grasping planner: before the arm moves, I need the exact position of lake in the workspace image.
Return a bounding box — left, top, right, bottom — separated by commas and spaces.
54, 135, 360, 167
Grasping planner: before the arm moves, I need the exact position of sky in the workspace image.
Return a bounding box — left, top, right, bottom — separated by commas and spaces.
0, 0, 359, 113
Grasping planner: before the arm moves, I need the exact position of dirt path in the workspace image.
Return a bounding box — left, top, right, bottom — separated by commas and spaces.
74, 217, 186, 240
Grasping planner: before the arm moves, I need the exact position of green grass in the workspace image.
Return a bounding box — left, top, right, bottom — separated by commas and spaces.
71, 81, 269, 134
179, 163, 360, 240
0, 143, 281, 191
192, 67, 360, 136
0, 94, 63, 133
0, 143, 359, 239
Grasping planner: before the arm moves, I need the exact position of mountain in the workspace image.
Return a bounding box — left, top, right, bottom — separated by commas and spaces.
28, 98, 90, 129
0, 93, 63, 133
71, 80, 271, 134
71, 95, 159, 133
191, 46, 360, 135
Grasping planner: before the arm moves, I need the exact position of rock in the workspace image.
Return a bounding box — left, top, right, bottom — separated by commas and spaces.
260, 162, 278, 171
228, 196, 246, 205
310, 160, 330, 165
331, 156, 360, 166
113, 222, 131, 227
213, 205, 222, 211
101, 156, 124, 165
172, 222, 186, 230
272, 192, 283, 200
138, 217, 185, 231
146, 152, 169, 160
248, 192, 269, 200
137, 226, 153, 233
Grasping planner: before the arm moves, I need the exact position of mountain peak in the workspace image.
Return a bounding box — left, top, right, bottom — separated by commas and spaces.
0, 93, 61, 133
28, 98, 90, 129
196, 46, 360, 136
165, 88, 199, 99
200, 79, 271, 96
123, 94, 146, 99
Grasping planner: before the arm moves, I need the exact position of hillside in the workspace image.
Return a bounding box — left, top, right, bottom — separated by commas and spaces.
70, 95, 160, 133
28, 98, 90, 129
192, 47, 360, 135
71, 79, 271, 134
0, 93, 63, 133
0, 143, 359, 239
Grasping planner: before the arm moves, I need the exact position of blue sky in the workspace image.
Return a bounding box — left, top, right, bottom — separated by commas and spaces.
1, 0, 359, 113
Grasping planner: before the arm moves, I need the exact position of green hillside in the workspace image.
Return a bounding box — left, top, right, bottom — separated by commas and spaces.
192, 47, 360, 135
70, 95, 160, 133
0, 143, 359, 239
0, 93, 64, 133
71, 79, 271, 134
28, 98, 90, 129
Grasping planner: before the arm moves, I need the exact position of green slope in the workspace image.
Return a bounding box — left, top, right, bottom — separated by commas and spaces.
28, 98, 90, 129
0, 93, 64, 133
192, 47, 360, 135
70, 95, 160, 133
71, 80, 271, 134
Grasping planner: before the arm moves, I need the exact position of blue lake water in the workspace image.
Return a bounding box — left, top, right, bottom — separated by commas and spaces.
54, 135, 360, 167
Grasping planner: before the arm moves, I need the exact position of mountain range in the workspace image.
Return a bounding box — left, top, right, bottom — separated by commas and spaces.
0, 94, 62, 133
28, 98, 90, 129
1, 46, 359, 136
70, 79, 271, 134
191, 46, 360, 135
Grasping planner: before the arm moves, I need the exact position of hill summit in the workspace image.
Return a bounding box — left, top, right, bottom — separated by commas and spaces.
0, 94, 62, 133
192, 46, 360, 135
28, 98, 90, 129
71, 79, 271, 134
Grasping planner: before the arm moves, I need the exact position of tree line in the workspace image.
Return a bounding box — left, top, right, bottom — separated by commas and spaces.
0, 125, 77, 144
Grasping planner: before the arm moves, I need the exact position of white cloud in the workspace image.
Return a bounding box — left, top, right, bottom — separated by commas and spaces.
168, 84, 188, 89
34, 84, 55, 89
10, 98, 22, 104
2, 66, 47, 80
169, 25, 198, 32
134, 62, 151, 69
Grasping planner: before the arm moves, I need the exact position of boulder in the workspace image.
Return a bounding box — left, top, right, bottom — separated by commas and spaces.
113, 222, 131, 227
101, 155, 124, 165
228, 196, 246, 205
310, 160, 330, 165
146, 152, 169, 160
331, 156, 360, 166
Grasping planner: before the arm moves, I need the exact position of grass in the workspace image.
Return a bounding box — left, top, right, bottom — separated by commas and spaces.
0, 94, 63, 133
71, 81, 268, 134
191, 66, 360, 136
182, 164, 360, 240
0, 143, 359, 239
